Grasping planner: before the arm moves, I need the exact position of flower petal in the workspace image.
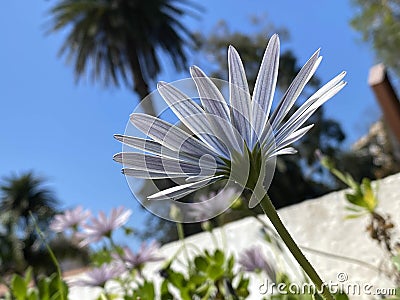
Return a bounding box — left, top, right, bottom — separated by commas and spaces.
114, 134, 217, 168
190, 66, 230, 121
114, 152, 216, 176
269, 49, 322, 130
228, 45, 252, 145
122, 168, 195, 179
147, 175, 223, 201
157, 82, 229, 156
274, 77, 346, 143
190, 66, 242, 153
251, 34, 280, 146
129, 113, 219, 159
275, 124, 314, 150
269, 147, 298, 157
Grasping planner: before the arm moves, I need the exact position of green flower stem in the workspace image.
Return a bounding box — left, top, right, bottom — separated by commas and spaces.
30, 212, 65, 300
176, 222, 190, 263
259, 194, 334, 300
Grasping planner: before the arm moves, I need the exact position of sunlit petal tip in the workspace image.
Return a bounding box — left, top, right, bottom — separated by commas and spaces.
228, 44, 237, 55
190, 65, 206, 78
268, 33, 280, 45
157, 81, 168, 89
113, 152, 122, 162
129, 112, 140, 120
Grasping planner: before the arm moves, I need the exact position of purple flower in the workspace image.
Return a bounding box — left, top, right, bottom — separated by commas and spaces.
50, 206, 91, 233
117, 241, 164, 270
238, 246, 276, 281
70, 263, 124, 288
77, 207, 132, 246
187, 188, 240, 221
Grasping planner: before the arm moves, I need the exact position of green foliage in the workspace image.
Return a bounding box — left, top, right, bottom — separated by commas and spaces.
161, 248, 250, 299
47, 0, 200, 101
123, 281, 155, 300
351, 0, 400, 77
320, 156, 378, 218
90, 246, 118, 267
6, 268, 68, 300
393, 255, 400, 272
0, 172, 58, 276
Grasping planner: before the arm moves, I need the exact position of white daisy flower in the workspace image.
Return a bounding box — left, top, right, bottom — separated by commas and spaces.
114, 34, 346, 210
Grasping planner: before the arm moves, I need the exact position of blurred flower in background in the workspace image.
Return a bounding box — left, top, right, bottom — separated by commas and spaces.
50, 206, 91, 233
77, 207, 132, 246
116, 241, 164, 271
239, 246, 276, 281
70, 262, 125, 288
187, 187, 240, 221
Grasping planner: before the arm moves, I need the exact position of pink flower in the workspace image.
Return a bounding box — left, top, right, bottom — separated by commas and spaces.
238, 246, 276, 281
50, 206, 91, 233
77, 207, 132, 246
187, 188, 240, 221
117, 241, 164, 270
70, 263, 124, 288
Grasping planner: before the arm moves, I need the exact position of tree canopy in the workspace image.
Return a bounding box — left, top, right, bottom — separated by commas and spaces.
47, 0, 200, 114
351, 0, 400, 77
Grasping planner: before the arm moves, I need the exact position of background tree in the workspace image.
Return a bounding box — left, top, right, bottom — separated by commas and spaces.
349, 1, 400, 180
0, 172, 89, 277
351, 0, 400, 77
47, 0, 200, 114
0, 172, 58, 275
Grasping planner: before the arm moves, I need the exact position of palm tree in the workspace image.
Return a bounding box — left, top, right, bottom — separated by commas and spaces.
47, 0, 200, 115
0, 172, 57, 233
0, 172, 58, 275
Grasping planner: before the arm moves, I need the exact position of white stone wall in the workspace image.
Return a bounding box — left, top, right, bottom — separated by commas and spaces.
68, 173, 400, 299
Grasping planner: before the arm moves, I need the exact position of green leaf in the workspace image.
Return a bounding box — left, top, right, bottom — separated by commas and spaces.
90, 248, 113, 266
27, 290, 39, 300
235, 275, 250, 297
214, 249, 225, 266
194, 256, 208, 272
227, 255, 235, 271
24, 267, 33, 286
344, 206, 362, 212
361, 178, 377, 212
37, 277, 50, 300
132, 281, 155, 300
122, 226, 135, 236
190, 273, 206, 285
167, 270, 186, 288
160, 280, 174, 300
392, 255, 400, 272
207, 264, 225, 281
344, 213, 364, 220
11, 275, 27, 300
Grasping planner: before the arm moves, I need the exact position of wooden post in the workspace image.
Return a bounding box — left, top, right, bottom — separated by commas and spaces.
368, 64, 400, 143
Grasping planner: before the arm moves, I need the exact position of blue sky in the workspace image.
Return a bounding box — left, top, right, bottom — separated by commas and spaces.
0, 1, 380, 246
